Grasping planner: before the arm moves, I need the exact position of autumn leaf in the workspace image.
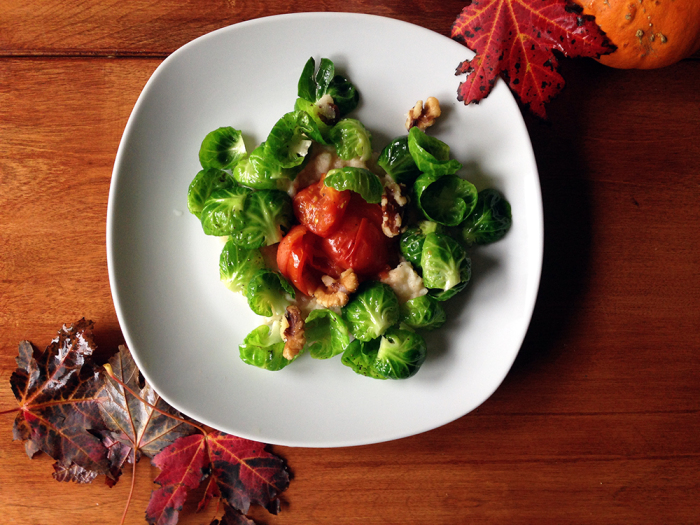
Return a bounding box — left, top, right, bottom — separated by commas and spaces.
10, 319, 110, 474
5, 319, 291, 525
451, 0, 614, 118
210, 504, 257, 525
145, 431, 289, 525
52, 461, 99, 483
97, 345, 196, 484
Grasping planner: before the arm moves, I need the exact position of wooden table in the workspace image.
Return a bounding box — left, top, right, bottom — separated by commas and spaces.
1, 2, 698, 524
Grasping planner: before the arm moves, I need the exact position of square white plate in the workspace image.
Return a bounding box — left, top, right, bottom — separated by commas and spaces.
107, 12, 543, 447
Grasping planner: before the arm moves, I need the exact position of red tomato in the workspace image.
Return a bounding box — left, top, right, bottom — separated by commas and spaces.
321, 194, 395, 277
293, 179, 351, 237
277, 225, 320, 296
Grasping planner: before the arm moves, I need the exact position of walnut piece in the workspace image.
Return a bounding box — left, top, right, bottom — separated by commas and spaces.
381, 180, 408, 238
281, 305, 306, 360
406, 97, 441, 131
313, 269, 359, 308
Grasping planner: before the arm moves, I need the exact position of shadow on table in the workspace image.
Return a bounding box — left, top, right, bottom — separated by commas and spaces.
507, 59, 600, 377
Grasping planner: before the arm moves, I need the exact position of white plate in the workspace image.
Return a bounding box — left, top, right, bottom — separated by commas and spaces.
107, 12, 543, 448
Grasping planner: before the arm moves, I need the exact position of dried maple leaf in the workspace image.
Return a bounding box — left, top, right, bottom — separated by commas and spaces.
210, 504, 257, 525
52, 460, 99, 483
145, 431, 289, 525
10, 319, 110, 474
97, 345, 196, 484
451, 0, 614, 118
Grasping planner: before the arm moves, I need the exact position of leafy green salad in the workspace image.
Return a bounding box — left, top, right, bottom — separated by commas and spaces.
187, 57, 512, 380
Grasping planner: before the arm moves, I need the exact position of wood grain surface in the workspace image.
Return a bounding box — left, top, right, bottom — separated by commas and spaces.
1, 2, 699, 524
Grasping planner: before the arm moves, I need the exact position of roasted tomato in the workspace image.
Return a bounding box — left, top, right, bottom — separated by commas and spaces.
293, 178, 351, 237
277, 224, 345, 296
276, 225, 320, 296
321, 193, 395, 277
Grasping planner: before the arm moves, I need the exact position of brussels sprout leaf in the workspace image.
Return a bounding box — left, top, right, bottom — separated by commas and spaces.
247, 270, 295, 317
421, 232, 471, 301
461, 188, 513, 245
327, 74, 359, 116
297, 57, 359, 115
220, 240, 266, 296
372, 327, 427, 379
400, 295, 447, 331
341, 327, 427, 379
199, 127, 247, 170
407, 127, 462, 177
399, 221, 443, 268
228, 189, 294, 248
378, 136, 421, 185
305, 309, 350, 359
329, 118, 372, 161
265, 111, 326, 169
297, 57, 334, 103
239, 323, 295, 371
187, 168, 237, 218
414, 172, 478, 226
342, 281, 400, 341
324, 167, 383, 204
233, 143, 300, 191
200, 186, 252, 236
341, 338, 386, 379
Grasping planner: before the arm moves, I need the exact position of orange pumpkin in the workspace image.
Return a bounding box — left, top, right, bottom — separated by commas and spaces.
573, 0, 700, 69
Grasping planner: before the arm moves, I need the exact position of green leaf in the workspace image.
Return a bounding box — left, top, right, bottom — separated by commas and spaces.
239, 324, 293, 371
327, 74, 359, 116
421, 232, 471, 301
305, 309, 351, 359
461, 188, 512, 245
228, 190, 293, 248
187, 168, 237, 218
297, 57, 335, 102
246, 270, 294, 317
400, 295, 446, 331
219, 240, 266, 296
377, 136, 421, 185
340, 338, 386, 380
233, 143, 299, 191
264, 111, 325, 169
407, 127, 462, 177
200, 186, 252, 236
324, 167, 383, 204
329, 118, 372, 161
414, 172, 478, 226
372, 327, 427, 379
199, 127, 247, 170
342, 281, 400, 341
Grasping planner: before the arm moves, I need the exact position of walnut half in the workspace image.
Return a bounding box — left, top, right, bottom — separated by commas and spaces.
281, 305, 306, 360
406, 97, 441, 131
381, 179, 408, 238
313, 269, 359, 308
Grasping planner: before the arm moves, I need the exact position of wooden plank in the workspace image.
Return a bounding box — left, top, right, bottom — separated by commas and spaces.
1, 52, 699, 524
0, 0, 470, 55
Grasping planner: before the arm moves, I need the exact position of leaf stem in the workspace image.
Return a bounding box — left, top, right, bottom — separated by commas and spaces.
0, 407, 20, 416
120, 455, 137, 525
102, 364, 207, 434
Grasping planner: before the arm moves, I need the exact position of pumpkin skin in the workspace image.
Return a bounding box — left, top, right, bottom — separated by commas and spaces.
573, 0, 700, 69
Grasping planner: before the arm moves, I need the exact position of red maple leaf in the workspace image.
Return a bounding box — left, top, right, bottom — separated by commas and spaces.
451, 0, 614, 118
145, 431, 289, 525
9, 319, 110, 474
